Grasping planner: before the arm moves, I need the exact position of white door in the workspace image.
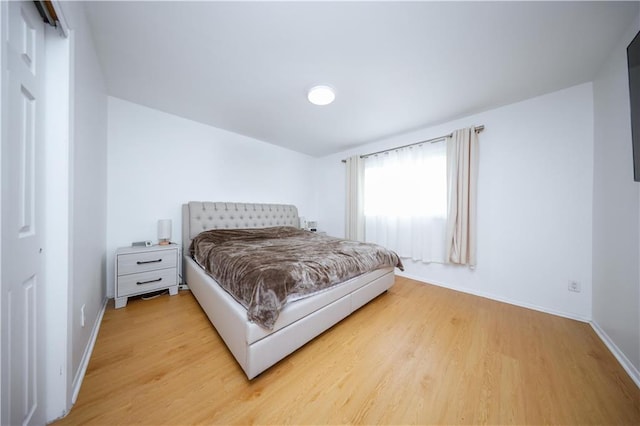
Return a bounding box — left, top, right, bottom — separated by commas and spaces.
1, 1, 46, 425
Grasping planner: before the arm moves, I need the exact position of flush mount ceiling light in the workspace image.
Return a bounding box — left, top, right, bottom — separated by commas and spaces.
307, 85, 335, 106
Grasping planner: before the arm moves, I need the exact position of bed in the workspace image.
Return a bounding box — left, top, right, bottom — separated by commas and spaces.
182, 201, 401, 379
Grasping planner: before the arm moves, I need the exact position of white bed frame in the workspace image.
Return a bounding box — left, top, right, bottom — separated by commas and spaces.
182, 201, 395, 379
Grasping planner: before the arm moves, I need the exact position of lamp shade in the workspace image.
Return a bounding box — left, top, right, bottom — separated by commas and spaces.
157, 219, 172, 244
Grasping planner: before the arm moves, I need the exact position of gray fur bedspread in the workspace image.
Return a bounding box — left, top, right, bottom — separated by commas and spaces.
189, 226, 403, 330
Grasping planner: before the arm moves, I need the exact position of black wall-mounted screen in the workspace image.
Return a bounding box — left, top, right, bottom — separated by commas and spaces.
628, 30, 640, 182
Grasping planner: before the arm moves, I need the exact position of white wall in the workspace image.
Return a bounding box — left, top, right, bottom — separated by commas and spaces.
106, 97, 316, 297
592, 12, 640, 379
49, 1, 110, 415
66, 1, 108, 397
315, 83, 595, 321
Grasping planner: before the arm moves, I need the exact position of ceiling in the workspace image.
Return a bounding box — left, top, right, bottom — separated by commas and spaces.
84, 1, 638, 157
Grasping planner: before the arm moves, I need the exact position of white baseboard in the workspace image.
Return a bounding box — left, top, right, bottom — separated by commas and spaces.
590, 321, 640, 389
71, 297, 108, 404
395, 271, 591, 323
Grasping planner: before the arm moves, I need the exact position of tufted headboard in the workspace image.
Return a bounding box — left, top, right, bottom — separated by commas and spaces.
182, 201, 300, 252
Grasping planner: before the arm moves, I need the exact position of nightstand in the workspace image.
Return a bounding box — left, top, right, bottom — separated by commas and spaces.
115, 244, 179, 308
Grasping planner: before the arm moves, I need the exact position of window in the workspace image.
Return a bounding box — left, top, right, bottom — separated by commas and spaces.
363, 141, 447, 263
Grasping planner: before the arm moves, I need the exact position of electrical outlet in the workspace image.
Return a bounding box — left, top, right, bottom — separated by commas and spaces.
568, 280, 581, 293
80, 304, 86, 327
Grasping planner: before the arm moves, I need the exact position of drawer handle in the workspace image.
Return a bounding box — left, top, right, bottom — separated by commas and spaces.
137, 259, 162, 265
136, 278, 162, 285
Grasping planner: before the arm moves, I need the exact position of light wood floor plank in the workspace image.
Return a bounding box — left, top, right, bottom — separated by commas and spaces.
53, 276, 640, 425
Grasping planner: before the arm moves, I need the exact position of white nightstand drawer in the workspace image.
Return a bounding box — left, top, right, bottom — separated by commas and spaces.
117, 249, 177, 275
117, 268, 177, 296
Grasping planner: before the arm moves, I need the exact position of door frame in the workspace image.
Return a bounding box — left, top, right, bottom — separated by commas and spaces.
43, 20, 73, 421
0, 1, 6, 420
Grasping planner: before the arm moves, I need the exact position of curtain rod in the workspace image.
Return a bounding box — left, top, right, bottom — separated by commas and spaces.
341, 125, 484, 163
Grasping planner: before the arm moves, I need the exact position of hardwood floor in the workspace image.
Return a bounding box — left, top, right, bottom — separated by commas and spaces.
54, 277, 640, 425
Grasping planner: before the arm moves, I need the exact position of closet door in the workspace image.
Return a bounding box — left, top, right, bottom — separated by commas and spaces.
1, 1, 46, 424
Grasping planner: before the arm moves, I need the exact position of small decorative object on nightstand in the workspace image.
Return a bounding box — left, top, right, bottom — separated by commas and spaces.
115, 244, 179, 308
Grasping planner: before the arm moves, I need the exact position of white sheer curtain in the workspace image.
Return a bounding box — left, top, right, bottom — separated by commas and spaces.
364, 142, 447, 263
446, 127, 479, 266
345, 155, 365, 241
